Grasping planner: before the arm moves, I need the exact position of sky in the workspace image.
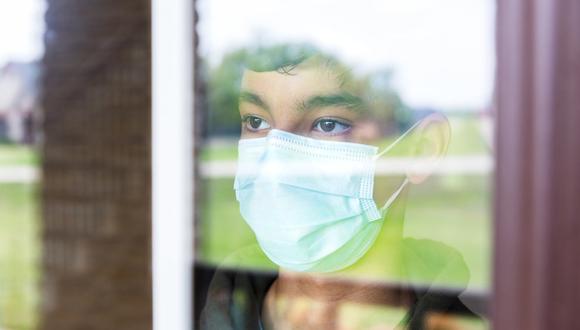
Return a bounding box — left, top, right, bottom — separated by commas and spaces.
0, 0, 495, 111
198, 0, 496, 111
0, 0, 46, 67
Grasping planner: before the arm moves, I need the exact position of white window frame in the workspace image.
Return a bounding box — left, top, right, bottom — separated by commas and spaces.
151, 0, 194, 329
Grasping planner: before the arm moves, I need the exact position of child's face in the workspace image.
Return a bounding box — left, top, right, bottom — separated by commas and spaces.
238, 60, 380, 143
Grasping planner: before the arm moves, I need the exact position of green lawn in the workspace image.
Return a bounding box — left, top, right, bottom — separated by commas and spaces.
0, 115, 490, 329
0, 176, 489, 326
198, 174, 491, 289
0, 183, 40, 329
0, 145, 39, 167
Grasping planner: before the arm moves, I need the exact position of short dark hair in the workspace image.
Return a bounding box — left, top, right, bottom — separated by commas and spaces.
243, 43, 338, 74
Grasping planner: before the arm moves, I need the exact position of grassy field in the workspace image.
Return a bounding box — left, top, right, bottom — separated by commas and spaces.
0, 183, 40, 329
0, 145, 38, 167
0, 177, 489, 327
0, 115, 490, 328
199, 175, 491, 288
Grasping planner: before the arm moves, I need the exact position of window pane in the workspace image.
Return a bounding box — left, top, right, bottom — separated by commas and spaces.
195, 1, 494, 328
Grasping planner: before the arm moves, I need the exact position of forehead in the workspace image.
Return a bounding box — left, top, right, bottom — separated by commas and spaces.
240, 64, 346, 103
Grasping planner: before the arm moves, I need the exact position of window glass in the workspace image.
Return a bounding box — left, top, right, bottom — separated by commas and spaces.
0, 0, 44, 327
195, 1, 494, 328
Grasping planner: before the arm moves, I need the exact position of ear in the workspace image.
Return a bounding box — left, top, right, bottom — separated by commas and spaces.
406, 113, 451, 184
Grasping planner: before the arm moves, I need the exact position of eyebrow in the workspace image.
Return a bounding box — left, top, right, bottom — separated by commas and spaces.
239, 90, 269, 112
300, 92, 366, 113
239, 90, 367, 114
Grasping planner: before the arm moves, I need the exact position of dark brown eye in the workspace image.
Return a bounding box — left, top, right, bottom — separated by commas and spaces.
313, 118, 351, 135
244, 116, 271, 131
249, 117, 263, 129
319, 120, 336, 132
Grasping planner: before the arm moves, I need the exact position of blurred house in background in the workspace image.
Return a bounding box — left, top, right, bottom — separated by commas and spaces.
0, 61, 40, 144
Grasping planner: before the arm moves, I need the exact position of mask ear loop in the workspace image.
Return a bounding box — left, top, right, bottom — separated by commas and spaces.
373, 120, 422, 160
379, 178, 409, 216
373, 121, 422, 216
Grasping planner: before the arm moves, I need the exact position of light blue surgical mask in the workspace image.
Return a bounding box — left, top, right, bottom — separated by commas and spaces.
234, 127, 413, 273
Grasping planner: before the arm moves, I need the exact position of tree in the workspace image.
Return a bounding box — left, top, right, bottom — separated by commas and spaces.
202, 43, 410, 137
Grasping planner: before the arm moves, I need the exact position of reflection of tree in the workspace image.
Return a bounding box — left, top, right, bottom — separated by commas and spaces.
202, 43, 412, 137
204, 48, 249, 136
364, 69, 414, 133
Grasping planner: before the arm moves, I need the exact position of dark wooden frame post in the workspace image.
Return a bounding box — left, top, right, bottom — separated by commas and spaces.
41, 1, 153, 328
494, 0, 580, 329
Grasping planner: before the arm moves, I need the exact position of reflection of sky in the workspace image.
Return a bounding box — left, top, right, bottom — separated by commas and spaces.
198, 0, 495, 111
0, 0, 45, 66
0, 0, 494, 111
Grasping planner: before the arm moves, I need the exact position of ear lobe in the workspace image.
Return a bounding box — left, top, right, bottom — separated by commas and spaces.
406, 113, 451, 184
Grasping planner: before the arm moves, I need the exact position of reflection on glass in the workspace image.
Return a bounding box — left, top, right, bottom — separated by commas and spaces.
197, 1, 493, 329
